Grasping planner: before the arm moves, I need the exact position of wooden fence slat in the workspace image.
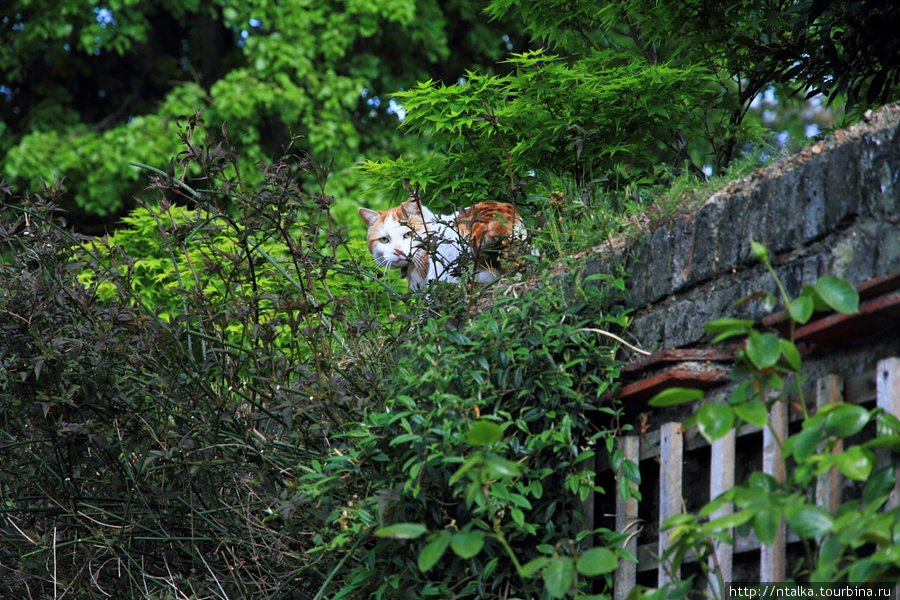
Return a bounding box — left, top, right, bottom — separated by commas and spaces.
876, 357, 900, 600
615, 436, 641, 600
877, 357, 900, 511
816, 375, 844, 513
708, 429, 735, 598
760, 401, 787, 581
658, 422, 683, 586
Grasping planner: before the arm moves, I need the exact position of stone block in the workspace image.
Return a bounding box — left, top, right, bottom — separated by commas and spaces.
828, 227, 878, 284
800, 155, 827, 242
875, 221, 900, 277
824, 139, 862, 228
688, 200, 721, 286
647, 226, 674, 304
766, 168, 802, 254
625, 237, 651, 308
737, 180, 771, 264
858, 123, 900, 217
670, 213, 695, 293
715, 192, 748, 272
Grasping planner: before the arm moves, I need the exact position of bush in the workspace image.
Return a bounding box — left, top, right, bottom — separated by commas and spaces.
288, 271, 636, 599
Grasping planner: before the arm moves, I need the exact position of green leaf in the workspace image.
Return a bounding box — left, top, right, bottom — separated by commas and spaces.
543, 557, 575, 599
788, 295, 815, 324
622, 458, 641, 485
521, 556, 549, 578
834, 446, 874, 481
745, 330, 782, 369
450, 530, 485, 559
696, 403, 735, 443
467, 420, 503, 446
376, 523, 428, 539
789, 426, 824, 462
823, 404, 870, 438
577, 547, 618, 576
704, 317, 755, 333
780, 340, 802, 372
733, 400, 768, 427
418, 530, 452, 572
648, 387, 704, 407
449, 455, 480, 485
864, 466, 896, 503
785, 504, 834, 538
483, 453, 522, 478
753, 510, 780, 545
815, 276, 859, 314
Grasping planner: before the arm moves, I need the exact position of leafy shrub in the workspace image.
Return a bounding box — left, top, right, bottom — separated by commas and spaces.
287, 271, 637, 599
643, 243, 900, 596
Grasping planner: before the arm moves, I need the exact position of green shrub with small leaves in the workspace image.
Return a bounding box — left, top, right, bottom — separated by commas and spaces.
287, 272, 637, 599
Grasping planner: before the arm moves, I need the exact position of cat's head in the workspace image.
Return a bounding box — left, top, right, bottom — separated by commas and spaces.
358, 198, 432, 276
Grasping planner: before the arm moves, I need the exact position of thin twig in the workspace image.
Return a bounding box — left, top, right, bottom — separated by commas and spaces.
573, 327, 651, 356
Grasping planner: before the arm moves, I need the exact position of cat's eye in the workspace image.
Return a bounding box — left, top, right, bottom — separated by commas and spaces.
379, 236, 390, 244
403, 231, 414, 239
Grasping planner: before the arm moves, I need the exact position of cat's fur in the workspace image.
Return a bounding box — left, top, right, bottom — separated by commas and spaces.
358, 197, 525, 291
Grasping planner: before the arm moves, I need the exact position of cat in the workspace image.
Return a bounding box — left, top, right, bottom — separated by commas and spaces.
358, 197, 525, 291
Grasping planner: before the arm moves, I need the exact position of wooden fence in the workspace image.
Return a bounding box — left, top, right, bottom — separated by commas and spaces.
595, 356, 900, 597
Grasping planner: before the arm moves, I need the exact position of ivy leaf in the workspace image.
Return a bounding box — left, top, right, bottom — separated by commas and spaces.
576, 547, 618, 576
745, 330, 782, 369
788, 426, 824, 462
467, 420, 503, 446
780, 340, 802, 372
733, 400, 768, 427
450, 530, 485, 559
543, 557, 575, 599
648, 387, 704, 407
823, 404, 870, 438
375, 523, 428, 539
520, 556, 549, 578
863, 466, 896, 503
696, 403, 735, 443
788, 295, 814, 324
815, 276, 859, 314
418, 530, 452, 572
785, 504, 834, 539
834, 446, 874, 481
753, 510, 780, 545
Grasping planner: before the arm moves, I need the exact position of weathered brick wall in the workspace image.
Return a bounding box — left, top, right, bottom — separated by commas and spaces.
580, 102, 900, 354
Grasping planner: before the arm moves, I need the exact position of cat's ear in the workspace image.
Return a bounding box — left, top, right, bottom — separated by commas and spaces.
358, 207, 380, 227
401, 197, 423, 216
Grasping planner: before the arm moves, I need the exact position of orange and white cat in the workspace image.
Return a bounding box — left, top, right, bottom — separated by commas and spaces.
359, 197, 525, 291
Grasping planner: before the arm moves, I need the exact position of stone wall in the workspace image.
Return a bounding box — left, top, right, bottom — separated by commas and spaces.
579, 102, 900, 355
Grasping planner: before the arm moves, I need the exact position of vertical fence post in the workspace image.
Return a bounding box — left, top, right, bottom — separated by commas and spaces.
615, 436, 641, 600
760, 401, 787, 581
816, 375, 844, 513
876, 357, 900, 600
708, 429, 735, 598
877, 358, 900, 510
658, 422, 683, 587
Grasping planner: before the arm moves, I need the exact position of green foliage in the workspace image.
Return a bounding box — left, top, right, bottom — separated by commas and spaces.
287, 271, 635, 599
0, 120, 411, 598
1, 0, 526, 224
645, 243, 900, 594
361, 49, 718, 201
